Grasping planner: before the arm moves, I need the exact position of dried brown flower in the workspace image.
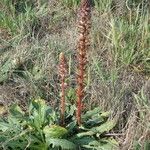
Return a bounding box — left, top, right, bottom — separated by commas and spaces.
58, 52, 68, 126
76, 0, 91, 125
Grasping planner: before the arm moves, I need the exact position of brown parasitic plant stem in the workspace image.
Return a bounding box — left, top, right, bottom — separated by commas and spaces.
58, 52, 68, 126
76, 0, 91, 125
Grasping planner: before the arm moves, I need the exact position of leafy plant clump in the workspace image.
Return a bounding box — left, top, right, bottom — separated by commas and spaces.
0, 99, 118, 150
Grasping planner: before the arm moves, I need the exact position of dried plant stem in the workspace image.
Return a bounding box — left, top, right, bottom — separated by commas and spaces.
61, 76, 65, 125
76, 0, 91, 125
59, 52, 68, 126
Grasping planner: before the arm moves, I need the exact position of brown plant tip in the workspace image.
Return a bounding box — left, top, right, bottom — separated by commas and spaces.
58, 52, 68, 126
76, 0, 91, 126
59, 52, 68, 78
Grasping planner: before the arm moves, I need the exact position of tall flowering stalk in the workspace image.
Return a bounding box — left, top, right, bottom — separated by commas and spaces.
76, 0, 91, 125
58, 52, 68, 126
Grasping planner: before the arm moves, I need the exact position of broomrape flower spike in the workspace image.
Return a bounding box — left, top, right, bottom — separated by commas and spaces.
76, 0, 91, 126
59, 52, 68, 126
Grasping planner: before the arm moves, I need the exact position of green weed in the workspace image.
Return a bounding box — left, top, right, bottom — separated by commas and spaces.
0, 99, 118, 150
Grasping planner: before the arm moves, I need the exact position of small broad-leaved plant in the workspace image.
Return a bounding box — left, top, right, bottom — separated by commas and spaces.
0, 99, 118, 150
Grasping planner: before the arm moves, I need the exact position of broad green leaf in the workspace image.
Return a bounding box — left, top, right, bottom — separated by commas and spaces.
83, 107, 101, 120
29, 140, 48, 150
66, 120, 77, 132
47, 138, 76, 150
32, 99, 46, 111
100, 111, 110, 118
91, 120, 116, 134
31, 110, 43, 129
0, 121, 10, 131
29, 99, 49, 129
66, 104, 76, 117
84, 140, 100, 148
76, 131, 94, 137
9, 104, 24, 117
46, 110, 58, 124
71, 136, 96, 146
7, 114, 24, 126
101, 137, 119, 146
83, 143, 116, 150
85, 116, 103, 127
3, 138, 28, 150
67, 88, 76, 101
83, 138, 118, 150
43, 125, 68, 139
